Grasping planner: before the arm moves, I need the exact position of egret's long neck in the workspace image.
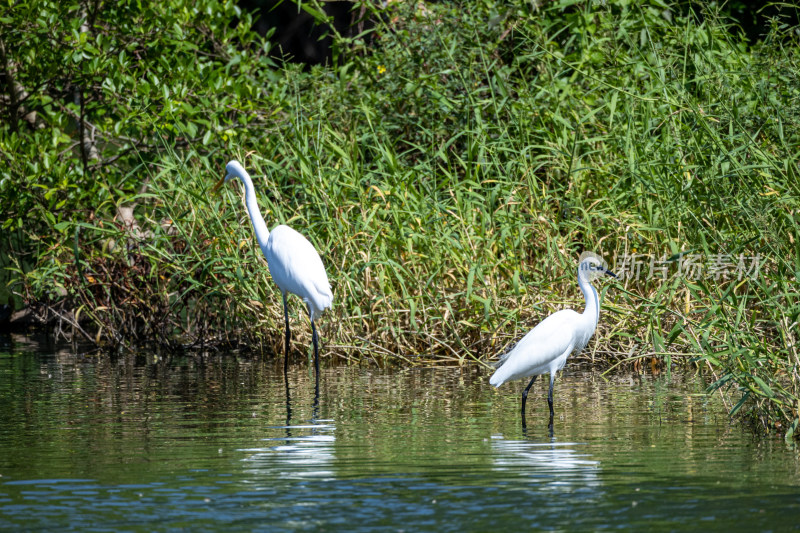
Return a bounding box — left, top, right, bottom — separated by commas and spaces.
578, 272, 600, 329
235, 171, 270, 254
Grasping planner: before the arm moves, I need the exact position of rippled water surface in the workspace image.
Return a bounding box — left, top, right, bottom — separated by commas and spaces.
1, 335, 799, 531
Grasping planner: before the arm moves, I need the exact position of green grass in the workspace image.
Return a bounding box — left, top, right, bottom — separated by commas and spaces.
2, 0, 799, 438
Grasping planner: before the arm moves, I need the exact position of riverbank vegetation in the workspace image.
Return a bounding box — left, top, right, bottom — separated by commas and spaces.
2, 0, 798, 439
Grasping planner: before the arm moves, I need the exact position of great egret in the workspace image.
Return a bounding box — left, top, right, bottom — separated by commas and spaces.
216, 160, 333, 379
490, 254, 616, 427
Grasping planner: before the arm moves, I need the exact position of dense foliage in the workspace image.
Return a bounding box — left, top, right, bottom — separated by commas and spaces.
1, 0, 799, 439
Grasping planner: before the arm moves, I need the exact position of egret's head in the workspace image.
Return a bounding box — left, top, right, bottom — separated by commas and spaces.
578, 252, 616, 282
224, 160, 248, 182
212, 159, 248, 194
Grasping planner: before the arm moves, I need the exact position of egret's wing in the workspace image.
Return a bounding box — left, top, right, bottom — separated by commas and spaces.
512, 311, 576, 362
490, 310, 578, 386
266, 225, 333, 315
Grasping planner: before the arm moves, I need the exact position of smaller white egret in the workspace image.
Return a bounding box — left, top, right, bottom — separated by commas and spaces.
215, 160, 333, 379
490, 254, 616, 427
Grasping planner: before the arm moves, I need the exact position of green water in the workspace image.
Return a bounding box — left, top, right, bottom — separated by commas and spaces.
1, 335, 798, 531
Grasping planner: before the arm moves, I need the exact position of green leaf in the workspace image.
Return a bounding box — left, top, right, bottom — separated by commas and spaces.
751, 376, 775, 398
299, 3, 328, 23
730, 391, 750, 417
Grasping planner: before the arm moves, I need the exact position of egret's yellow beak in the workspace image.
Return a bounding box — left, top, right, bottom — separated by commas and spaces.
211, 176, 226, 194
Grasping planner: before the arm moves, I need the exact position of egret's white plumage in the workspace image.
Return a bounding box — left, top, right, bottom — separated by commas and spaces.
265, 224, 333, 322
220, 160, 333, 377
490, 255, 615, 427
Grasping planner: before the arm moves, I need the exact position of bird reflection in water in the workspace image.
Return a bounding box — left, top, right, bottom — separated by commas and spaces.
491, 435, 602, 494
239, 371, 335, 479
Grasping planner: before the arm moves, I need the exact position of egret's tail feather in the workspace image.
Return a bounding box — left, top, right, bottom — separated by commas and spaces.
305, 284, 333, 322
489, 347, 515, 388
489, 364, 507, 387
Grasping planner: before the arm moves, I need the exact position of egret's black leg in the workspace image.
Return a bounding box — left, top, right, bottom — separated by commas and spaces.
547, 373, 556, 424
283, 293, 291, 376
521, 375, 538, 428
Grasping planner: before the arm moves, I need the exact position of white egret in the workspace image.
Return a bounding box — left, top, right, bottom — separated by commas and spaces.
490, 254, 616, 427
215, 160, 333, 379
